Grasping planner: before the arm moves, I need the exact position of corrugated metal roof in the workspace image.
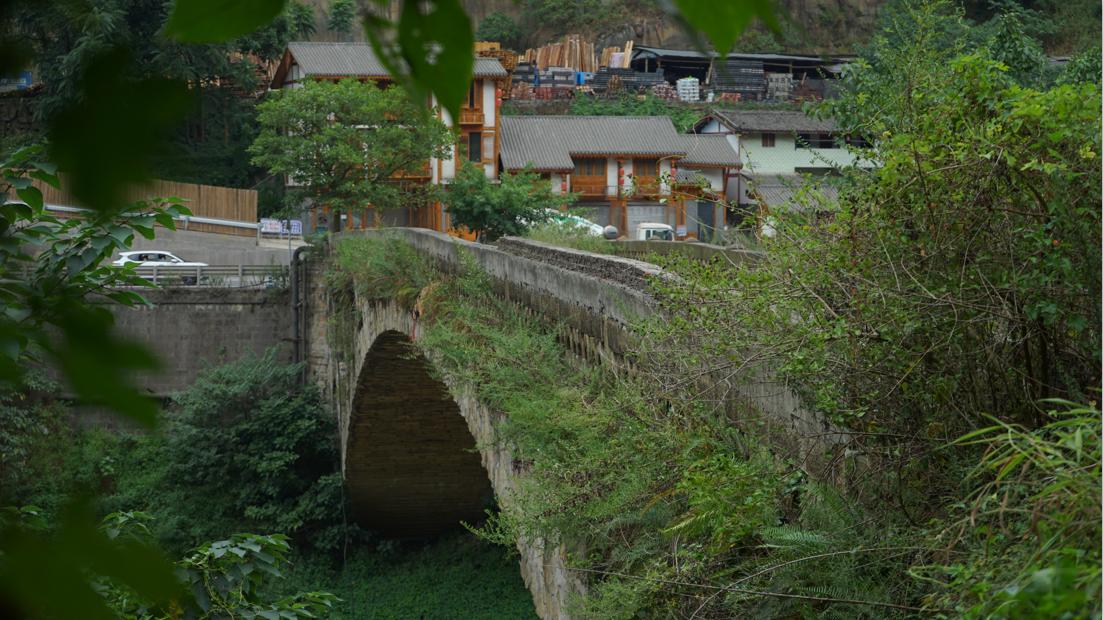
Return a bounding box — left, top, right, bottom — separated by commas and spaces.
679, 134, 739, 167
500, 116, 688, 171
286, 42, 506, 78
711, 109, 837, 133
633, 46, 848, 64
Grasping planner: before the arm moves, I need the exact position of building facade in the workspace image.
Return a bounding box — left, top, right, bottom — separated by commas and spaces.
691, 109, 861, 219
271, 42, 508, 232
498, 116, 740, 239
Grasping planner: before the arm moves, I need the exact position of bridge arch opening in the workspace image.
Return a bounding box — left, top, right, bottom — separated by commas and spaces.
346, 329, 494, 537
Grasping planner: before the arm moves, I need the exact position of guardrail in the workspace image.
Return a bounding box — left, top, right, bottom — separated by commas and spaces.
126, 265, 289, 288
42, 204, 262, 240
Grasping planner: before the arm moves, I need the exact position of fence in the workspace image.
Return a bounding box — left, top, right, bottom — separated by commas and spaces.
33, 175, 258, 237
126, 265, 288, 288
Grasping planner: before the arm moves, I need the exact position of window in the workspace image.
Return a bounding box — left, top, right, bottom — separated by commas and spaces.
845, 134, 872, 148
573, 158, 604, 177
796, 133, 837, 149
760, 133, 776, 147
467, 132, 482, 162
467, 80, 479, 108
633, 158, 658, 176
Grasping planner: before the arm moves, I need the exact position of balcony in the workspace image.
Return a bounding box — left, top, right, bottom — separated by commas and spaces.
458, 109, 484, 125
625, 176, 663, 198
570, 178, 610, 199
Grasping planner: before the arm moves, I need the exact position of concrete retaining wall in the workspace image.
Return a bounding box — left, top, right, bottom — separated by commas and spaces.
108, 288, 292, 397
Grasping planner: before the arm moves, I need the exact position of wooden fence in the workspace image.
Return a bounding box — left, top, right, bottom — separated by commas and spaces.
33, 175, 258, 237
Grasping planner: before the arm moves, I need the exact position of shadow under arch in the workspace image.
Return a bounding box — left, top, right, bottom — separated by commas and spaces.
346, 329, 494, 537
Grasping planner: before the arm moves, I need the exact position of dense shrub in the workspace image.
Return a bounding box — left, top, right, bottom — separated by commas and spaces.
108, 350, 347, 555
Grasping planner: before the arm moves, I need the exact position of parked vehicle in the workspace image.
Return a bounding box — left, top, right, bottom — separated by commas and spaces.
540, 209, 605, 237
634, 222, 675, 241
113, 251, 208, 285
112, 251, 208, 268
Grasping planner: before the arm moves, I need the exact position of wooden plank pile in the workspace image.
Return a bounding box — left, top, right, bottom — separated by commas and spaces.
520, 34, 597, 71
599, 40, 633, 69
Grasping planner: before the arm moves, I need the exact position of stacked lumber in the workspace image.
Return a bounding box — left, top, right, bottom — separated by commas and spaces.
599, 46, 619, 68
598, 40, 634, 69
520, 34, 597, 71
474, 41, 501, 52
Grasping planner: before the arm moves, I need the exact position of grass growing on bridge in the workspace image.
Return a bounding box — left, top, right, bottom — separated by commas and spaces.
328, 232, 1101, 619
327, 234, 909, 618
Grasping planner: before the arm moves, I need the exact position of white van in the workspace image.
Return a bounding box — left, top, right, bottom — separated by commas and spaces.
634, 222, 675, 241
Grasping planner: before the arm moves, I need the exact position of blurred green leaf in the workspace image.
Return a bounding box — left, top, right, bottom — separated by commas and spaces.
50, 301, 161, 427
46, 48, 194, 214
164, 0, 289, 43
672, 0, 779, 54
363, 0, 473, 123
0, 500, 180, 620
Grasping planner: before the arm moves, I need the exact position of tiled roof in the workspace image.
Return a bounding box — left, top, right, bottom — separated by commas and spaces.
751, 174, 839, 209
285, 42, 507, 79
499, 116, 691, 171
679, 134, 739, 167
709, 109, 837, 133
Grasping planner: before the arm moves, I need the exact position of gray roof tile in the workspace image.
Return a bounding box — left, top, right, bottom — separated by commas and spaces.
710, 109, 837, 133
679, 134, 740, 167
286, 42, 506, 79
751, 174, 839, 209
500, 116, 696, 171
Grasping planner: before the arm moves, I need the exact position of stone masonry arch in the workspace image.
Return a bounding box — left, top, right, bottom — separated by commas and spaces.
328, 297, 583, 619
346, 328, 494, 536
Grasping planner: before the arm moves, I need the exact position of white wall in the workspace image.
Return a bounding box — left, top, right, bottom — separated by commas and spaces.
740, 132, 856, 175
482, 80, 496, 128
605, 157, 618, 198
683, 167, 723, 192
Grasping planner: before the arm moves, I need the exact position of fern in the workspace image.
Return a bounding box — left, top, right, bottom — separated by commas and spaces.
760, 525, 831, 551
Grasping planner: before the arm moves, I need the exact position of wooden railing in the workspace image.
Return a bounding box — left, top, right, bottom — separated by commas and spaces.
569, 178, 667, 199
627, 176, 661, 197
458, 109, 484, 125
570, 178, 609, 198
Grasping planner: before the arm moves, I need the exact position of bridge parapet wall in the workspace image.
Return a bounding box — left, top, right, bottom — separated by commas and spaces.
325, 229, 850, 478
341, 228, 657, 363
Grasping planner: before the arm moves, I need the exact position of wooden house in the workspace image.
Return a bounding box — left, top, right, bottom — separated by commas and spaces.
270, 42, 509, 232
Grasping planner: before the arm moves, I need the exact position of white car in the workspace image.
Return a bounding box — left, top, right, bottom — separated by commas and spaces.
543, 209, 604, 237
112, 251, 208, 268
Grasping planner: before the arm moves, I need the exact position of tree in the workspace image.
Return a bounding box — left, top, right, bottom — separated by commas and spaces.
249, 79, 453, 228
327, 0, 357, 37
123, 351, 347, 554
444, 164, 573, 241
475, 12, 521, 49
11, 0, 316, 188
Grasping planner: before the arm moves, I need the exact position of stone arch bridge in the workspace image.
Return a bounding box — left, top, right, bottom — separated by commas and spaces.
295, 229, 844, 619
108, 228, 846, 619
